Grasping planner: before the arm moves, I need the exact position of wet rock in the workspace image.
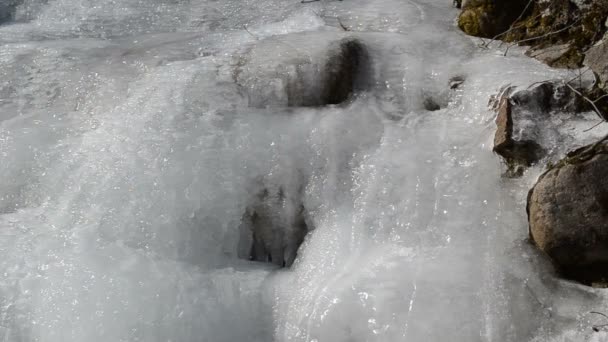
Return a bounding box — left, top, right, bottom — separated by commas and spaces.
493, 96, 545, 177
527, 137, 608, 285
502, 0, 608, 69
525, 44, 579, 68
585, 34, 608, 90
492, 82, 588, 176
238, 185, 311, 267
509, 82, 585, 113
236, 34, 370, 108
457, 0, 530, 38
456, 0, 608, 69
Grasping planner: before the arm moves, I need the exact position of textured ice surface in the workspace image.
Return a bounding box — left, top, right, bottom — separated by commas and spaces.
1, 0, 607, 341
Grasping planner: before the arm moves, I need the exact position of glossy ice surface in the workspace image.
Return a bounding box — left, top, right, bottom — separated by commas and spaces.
1, 0, 607, 341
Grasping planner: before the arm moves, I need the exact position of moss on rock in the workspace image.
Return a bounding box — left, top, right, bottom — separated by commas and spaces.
458, 0, 530, 38
503, 0, 608, 68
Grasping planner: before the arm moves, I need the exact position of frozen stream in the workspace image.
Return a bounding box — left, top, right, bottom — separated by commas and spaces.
1, 0, 607, 341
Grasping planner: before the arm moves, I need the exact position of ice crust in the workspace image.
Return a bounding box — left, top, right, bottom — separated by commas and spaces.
0, 0, 607, 341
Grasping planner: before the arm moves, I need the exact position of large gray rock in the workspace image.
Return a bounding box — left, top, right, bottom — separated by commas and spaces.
493, 95, 545, 177
527, 137, 608, 285
525, 44, 573, 67
585, 35, 608, 91
457, 0, 529, 38
492, 82, 585, 176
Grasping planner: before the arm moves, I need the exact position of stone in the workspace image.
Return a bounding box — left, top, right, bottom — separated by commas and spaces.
457, 0, 530, 38
585, 34, 608, 91
482, 0, 608, 69
492, 81, 592, 176
526, 44, 578, 68
527, 137, 608, 285
449, 75, 465, 89
509, 82, 584, 113
493, 96, 545, 177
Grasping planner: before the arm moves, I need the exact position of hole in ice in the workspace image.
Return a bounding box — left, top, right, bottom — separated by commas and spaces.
0, 0, 20, 25
237, 185, 312, 268
422, 97, 441, 111
320, 38, 370, 106
236, 36, 371, 108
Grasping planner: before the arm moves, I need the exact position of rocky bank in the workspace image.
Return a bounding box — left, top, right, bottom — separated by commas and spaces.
458, 0, 608, 286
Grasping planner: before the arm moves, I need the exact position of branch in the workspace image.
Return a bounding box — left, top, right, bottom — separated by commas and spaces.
583, 120, 605, 132
243, 25, 259, 40
591, 310, 608, 332
564, 82, 605, 120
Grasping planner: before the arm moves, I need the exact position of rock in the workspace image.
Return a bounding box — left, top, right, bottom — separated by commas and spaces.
492, 82, 588, 176
520, 0, 607, 68
235, 34, 369, 108
526, 44, 582, 69
493, 95, 545, 177
509, 81, 585, 113
460, 0, 608, 69
585, 35, 608, 91
527, 137, 608, 285
457, 0, 530, 38
238, 185, 311, 267
449, 75, 465, 89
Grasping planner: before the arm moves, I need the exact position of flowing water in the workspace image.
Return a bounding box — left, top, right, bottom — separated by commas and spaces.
1, 0, 608, 341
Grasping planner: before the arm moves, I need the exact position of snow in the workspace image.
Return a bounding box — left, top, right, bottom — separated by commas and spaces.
0, 0, 607, 341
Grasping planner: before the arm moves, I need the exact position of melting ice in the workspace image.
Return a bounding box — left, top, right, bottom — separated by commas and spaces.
1, 0, 607, 341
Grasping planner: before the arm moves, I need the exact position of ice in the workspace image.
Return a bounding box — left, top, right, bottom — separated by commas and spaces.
1, 0, 607, 341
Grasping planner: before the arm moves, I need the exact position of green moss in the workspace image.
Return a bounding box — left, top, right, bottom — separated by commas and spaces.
502, 0, 608, 68
458, 0, 608, 69
458, 0, 529, 38
547, 138, 608, 172
458, 9, 483, 37
549, 47, 584, 68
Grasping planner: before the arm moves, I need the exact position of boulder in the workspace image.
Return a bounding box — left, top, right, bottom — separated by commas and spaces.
585, 35, 608, 91
235, 34, 369, 108
527, 137, 608, 285
525, 44, 581, 69
493, 96, 545, 176
492, 82, 586, 176
457, 0, 530, 38
504, 0, 608, 69
456, 0, 608, 69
